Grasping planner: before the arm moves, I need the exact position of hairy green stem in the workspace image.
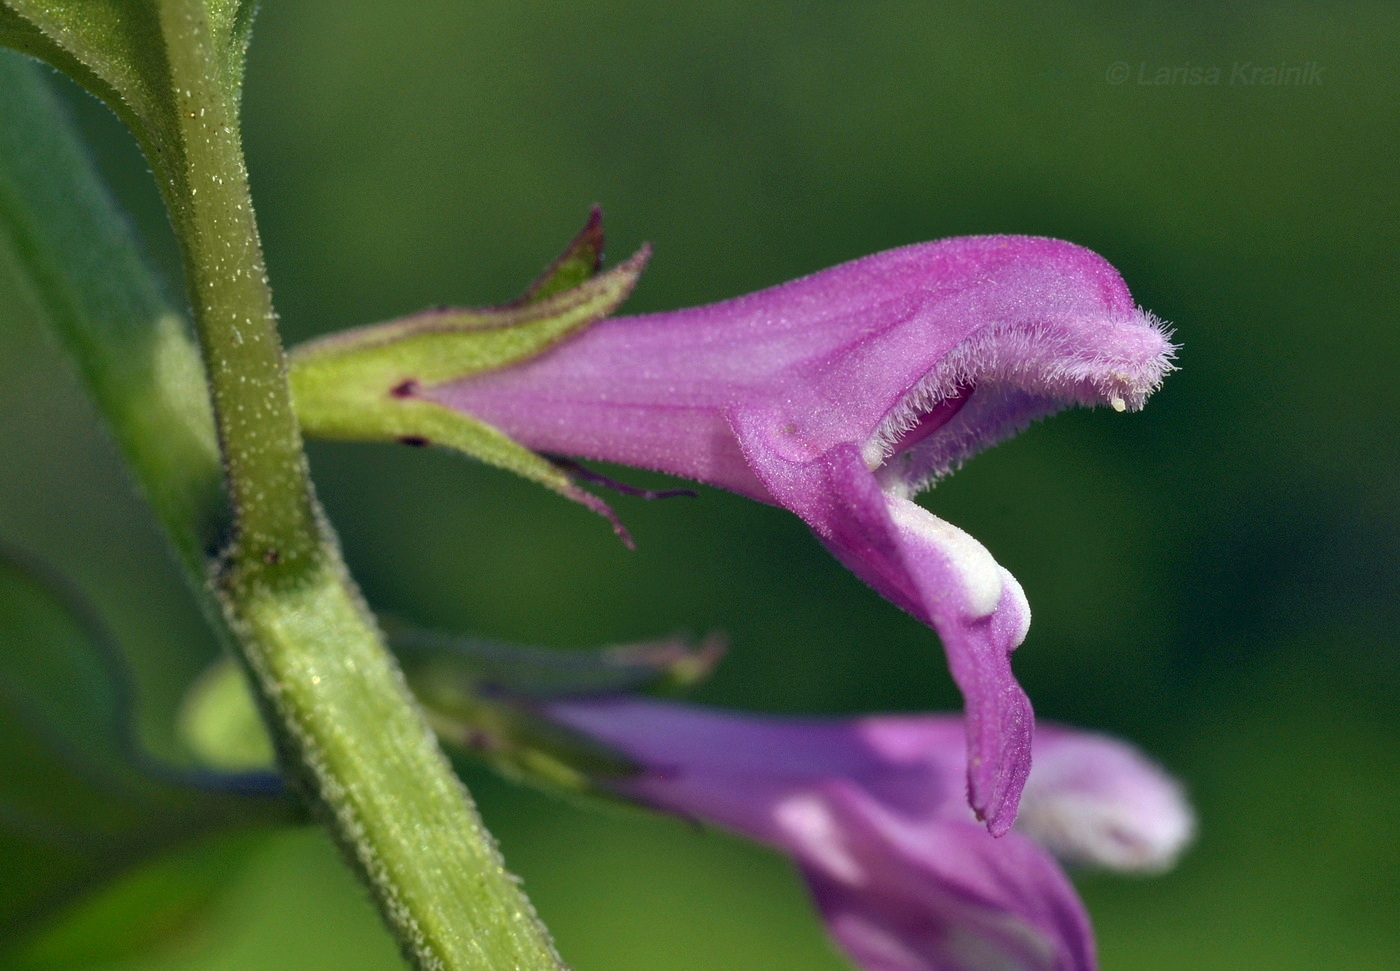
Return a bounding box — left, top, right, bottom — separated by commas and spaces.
0, 21, 564, 970
157, 0, 318, 573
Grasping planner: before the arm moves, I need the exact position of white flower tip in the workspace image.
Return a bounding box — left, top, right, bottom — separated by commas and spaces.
1024, 791, 1194, 873
997, 567, 1031, 646
1108, 393, 1127, 413
1019, 734, 1195, 873
775, 794, 868, 886
885, 497, 1004, 618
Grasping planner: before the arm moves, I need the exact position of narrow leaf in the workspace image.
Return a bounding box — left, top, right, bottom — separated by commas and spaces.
0, 54, 226, 576
0, 0, 258, 137
0, 1, 171, 141
5, 830, 267, 970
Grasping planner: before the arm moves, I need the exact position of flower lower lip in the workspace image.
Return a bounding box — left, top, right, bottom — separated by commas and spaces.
886, 385, 974, 459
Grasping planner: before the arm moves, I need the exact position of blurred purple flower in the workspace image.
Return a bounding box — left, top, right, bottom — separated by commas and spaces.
544, 697, 1193, 971
423, 236, 1175, 831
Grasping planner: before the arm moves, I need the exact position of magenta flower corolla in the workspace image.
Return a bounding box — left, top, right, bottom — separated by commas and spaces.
421, 236, 1175, 833
543, 697, 1193, 971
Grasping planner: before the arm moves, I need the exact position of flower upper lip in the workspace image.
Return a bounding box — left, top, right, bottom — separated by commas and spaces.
865, 308, 1175, 497
415, 234, 1176, 833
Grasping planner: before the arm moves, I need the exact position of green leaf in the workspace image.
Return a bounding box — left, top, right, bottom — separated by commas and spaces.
0, 53, 226, 579
0, 2, 172, 160
203, 0, 259, 94
0, 545, 288, 947
4, 829, 269, 970
291, 246, 649, 393
288, 245, 649, 533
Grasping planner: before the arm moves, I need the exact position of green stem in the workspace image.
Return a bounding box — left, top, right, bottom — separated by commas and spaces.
0, 20, 564, 970
158, 8, 565, 965
233, 566, 565, 970
157, 0, 317, 573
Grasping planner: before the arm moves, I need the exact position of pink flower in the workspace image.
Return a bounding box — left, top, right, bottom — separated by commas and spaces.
418, 236, 1174, 832
543, 697, 1193, 971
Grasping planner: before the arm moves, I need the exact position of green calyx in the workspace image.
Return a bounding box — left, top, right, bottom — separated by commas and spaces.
182, 626, 723, 801
288, 213, 649, 526
398, 624, 721, 794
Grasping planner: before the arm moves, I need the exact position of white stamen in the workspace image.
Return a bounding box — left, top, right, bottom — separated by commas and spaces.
1109, 394, 1127, 413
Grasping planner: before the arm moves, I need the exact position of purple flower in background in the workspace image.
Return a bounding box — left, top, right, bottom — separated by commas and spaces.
543, 698, 1193, 971
421, 236, 1175, 832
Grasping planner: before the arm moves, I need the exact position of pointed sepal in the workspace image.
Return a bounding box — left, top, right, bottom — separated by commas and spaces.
513, 206, 607, 305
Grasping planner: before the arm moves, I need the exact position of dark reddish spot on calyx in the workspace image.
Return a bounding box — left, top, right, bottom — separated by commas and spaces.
398, 436, 430, 447
390, 379, 420, 398
890, 384, 974, 455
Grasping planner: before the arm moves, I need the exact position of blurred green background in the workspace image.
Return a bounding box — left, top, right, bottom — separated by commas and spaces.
2, 0, 1397, 967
